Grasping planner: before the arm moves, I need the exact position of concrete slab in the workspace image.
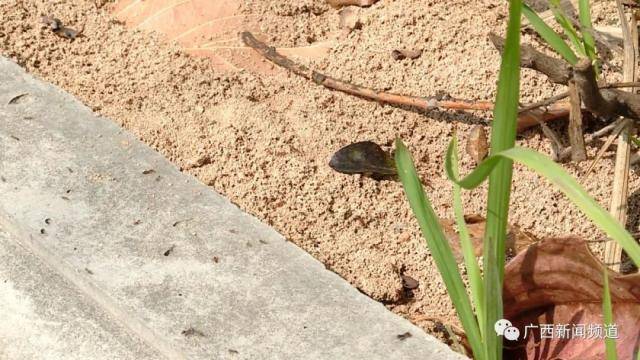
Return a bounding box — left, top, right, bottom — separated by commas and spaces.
0, 57, 465, 359
0, 228, 161, 359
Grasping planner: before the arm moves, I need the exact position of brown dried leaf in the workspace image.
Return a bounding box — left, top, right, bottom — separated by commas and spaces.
112, 0, 334, 73
466, 125, 488, 164
503, 237, 640, 359
329, 141, 397, 177
440, 215, 537, 262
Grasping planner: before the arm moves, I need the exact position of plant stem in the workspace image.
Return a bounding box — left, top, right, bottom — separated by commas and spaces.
483, 1, 521, 358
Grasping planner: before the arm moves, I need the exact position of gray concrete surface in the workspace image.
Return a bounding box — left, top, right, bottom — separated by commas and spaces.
0, 56, 465, 359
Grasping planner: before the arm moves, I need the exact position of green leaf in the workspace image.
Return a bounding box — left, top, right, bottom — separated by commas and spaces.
550, 0, 586, 56
449, 134, 485, 338
395, 139, 485, 360
482, 0, 522, 358
578, 0, 597, 59
445, 146, 640, 267
603, 268, 617, 360
578, 0, 598, 72
523, 3, 578, 64
630, 135, 640, 148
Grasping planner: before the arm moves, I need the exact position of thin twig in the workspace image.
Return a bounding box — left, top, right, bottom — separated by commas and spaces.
519, 94, 570, 113
241, 31, 568, 131
528, 112, 565, 160
585, 118, 630, 176
606, 0, 637, 272
559, 119, 622, 160
240, 32, 491, 111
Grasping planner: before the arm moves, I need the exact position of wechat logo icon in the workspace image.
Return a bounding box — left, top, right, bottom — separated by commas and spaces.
495, 319, 520, 341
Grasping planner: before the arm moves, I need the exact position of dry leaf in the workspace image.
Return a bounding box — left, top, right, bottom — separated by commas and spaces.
112, 0, 334, 73
440, 214, 537, 262
503, 237, 640, 359
329, 141, 397, 178
466, 125, 488, 164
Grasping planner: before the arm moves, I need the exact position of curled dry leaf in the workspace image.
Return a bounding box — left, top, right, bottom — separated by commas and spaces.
112, 0, 334, 73
503, 237, 640, 359
466, 125, 488, 164
440, 214, 537, 262
326, 0, 378, 9
329, 141, 397, 178
391, 49, 423, 61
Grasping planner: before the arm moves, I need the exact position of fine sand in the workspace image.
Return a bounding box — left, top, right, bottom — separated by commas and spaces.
1, 0, 636, 347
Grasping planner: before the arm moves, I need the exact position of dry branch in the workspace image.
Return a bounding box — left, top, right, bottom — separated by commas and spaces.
241, 31, 568, 131
568, 80, 587, 161
489, 33, 572, 85
491, 33, 640, 122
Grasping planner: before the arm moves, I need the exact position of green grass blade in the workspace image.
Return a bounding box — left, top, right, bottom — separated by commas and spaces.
446, 147, 640, 266
523, 3, 578, 64
549, 0, 586, 56
603, 268, 617, 360
578, 0, 597, 62
630, 135, 640, 148
395, 139, 485, 360
483, 0, 522, 358
449, 135, 485, 338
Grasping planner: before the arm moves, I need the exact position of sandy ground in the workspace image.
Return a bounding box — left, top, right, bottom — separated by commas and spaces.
2, 0, 637, 348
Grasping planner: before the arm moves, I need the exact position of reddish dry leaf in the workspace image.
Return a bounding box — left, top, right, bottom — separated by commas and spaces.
503, 237, 640, 359
112, 0, 333, 73
440, 214, 537, 262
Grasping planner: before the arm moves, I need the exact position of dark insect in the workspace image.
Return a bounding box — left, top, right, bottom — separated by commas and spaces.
181, 327, 205, 337
400, 274, 419, 290
41, 16, 85, 40
397, 331, 412, 340
163, 245, 175, 256
329, 141, 396, 179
